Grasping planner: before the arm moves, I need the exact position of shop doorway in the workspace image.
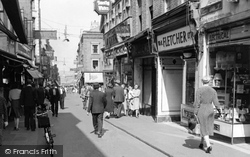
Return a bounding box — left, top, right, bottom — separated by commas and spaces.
141, 57, 156, 116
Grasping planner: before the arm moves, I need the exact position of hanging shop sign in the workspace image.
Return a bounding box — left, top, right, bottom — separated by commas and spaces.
94, 0, 111, 15
157, 26, 194, 52
16, 43, 32, 59
34, 30, 57, 40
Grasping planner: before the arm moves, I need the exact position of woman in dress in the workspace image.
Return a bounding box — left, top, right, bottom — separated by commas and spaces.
104, 83, 115, 119
132, 84, 141, 118
194, 76, 221, 153
9, 83, 22, 130
127, 85, 133, 116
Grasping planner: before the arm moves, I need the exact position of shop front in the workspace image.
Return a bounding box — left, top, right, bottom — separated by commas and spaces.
156, 25, 197, 122
206, 23, 250, 142
127, 29, 157, 116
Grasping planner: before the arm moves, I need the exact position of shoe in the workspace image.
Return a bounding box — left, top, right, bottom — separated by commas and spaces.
205, 146, 212, 153
98, 133, 102, 138
199, 144, 203, 149
14, 127, 16, 130
52, 114, 54, 117
56, 114, 58, 117
105, 116, 110, 119
115, 116, 120, 118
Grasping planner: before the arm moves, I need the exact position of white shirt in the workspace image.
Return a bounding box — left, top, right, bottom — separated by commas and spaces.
9, 89, 21, 100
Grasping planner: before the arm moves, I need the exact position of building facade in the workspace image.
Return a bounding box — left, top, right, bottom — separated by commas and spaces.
0, 0, 41, 89
77, 23, 104, 86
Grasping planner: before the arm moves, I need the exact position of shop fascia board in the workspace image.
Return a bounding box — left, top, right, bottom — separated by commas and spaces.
203, 10, 250, 31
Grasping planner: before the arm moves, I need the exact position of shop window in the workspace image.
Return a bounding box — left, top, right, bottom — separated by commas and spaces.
186, 60, 195, 105
209, 45, 250, 123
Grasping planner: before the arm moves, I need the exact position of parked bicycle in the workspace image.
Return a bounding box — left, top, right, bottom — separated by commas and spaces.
36, 106, 56, 157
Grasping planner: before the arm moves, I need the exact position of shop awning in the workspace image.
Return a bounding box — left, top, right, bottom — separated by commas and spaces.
0, 23, 18, 41
26, 69, 43, 79
1, 0, 28, 44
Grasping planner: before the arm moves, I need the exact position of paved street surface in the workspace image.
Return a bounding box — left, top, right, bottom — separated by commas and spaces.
2, 93, 250, 157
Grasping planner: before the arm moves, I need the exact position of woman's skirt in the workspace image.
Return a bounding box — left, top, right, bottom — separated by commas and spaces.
11, 99, 21, 118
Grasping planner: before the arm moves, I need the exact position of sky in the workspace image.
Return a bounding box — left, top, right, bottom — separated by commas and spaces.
40, 0, 100, 75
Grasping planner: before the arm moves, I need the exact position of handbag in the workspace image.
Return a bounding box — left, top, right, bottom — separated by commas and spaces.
188, 114, 200, 135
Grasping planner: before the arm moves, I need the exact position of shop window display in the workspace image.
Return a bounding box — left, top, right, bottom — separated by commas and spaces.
209, 45, 250, 124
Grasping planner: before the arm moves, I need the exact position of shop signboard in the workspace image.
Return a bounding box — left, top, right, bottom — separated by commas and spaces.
208, 29, 230, 43
157, 26, 194, 52
34, 30, 57, 40
84, 72, 104, 83
16, 43, 32, 59
94, 0, 111, 15
45, 50, 54, 60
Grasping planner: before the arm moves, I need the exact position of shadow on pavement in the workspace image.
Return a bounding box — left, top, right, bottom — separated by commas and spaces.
51, 112, 107, 157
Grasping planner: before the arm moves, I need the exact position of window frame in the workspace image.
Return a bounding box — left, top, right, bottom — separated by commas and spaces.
92, 59, 99, 71
91, 43, 100, 54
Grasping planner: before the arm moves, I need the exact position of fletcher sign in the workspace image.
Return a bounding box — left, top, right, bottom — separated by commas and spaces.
94, 0, 111, 15
157, 26, 194, 52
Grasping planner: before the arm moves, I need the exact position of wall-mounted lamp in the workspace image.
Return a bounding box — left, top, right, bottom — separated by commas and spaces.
183, 52, 193, 58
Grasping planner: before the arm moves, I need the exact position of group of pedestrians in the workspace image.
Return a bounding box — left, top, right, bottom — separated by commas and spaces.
0, 79, 66, 146
82, 80, 141, 138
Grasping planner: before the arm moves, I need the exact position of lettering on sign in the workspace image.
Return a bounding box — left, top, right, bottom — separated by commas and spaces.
157, 26, 194, 52
94, 0, 111, 15
208, 30, 230, 42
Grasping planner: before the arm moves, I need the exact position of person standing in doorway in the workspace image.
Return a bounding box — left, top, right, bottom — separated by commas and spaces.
0, 87, 8, 146
121, 84, 128, 116
20, 79, 37, 131
113, 80, 124, 118
49, 84, 60, 117
104, 83, 114, 119
194, 76, 221, 153
132, 84, 141, 118
87, 83, 107, 138
9, 83, 22, 131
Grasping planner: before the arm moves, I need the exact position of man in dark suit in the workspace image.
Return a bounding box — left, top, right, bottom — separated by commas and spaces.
113, 80, 125, 118
49, 84, 60, 117
36, 82, 45, 108
20, 79, 37, 131
87, 83, 106, 138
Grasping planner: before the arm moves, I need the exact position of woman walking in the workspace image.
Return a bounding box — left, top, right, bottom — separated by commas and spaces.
127, 85, 134, 116
194, 76, 221, 153
104, 83, 114, 119
131, 84, 141, 118
9, 83, 22, 130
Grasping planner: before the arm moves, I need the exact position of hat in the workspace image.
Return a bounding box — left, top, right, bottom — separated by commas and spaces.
93, 83, 99, 89
115, 80, 120, 84
201, 75, 211, 84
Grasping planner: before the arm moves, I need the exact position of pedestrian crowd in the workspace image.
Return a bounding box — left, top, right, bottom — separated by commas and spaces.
81, 80, 141, 138
0, 79, 67, 146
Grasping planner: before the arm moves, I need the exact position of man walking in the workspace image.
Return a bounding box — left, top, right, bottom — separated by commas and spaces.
87, 83, 106, 138
36, 82, 45, 108
0, 87, 8, 146
59, 86, 66, 109
49, 84, 60, 117
113, 80, 124, 118
20, 79, 37, 131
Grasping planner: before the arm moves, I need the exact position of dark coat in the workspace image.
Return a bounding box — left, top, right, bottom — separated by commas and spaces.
20, 85, 37, 108
113, 85, 125, 103
36, 87, 45, 105
0, 96, 8, 122
49, 87, 60, 102
87, 90, 107, 114
104, 88, 115, 112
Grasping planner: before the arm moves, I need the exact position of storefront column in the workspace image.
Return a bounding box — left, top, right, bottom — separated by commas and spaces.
156, 57, 163, 122
182, 61, 187, 104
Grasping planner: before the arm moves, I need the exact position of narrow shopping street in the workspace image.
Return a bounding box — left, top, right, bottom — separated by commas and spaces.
1, 93, 250, 157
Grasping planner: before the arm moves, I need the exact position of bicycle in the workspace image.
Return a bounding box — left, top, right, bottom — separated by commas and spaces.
36, 106, 56, 157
